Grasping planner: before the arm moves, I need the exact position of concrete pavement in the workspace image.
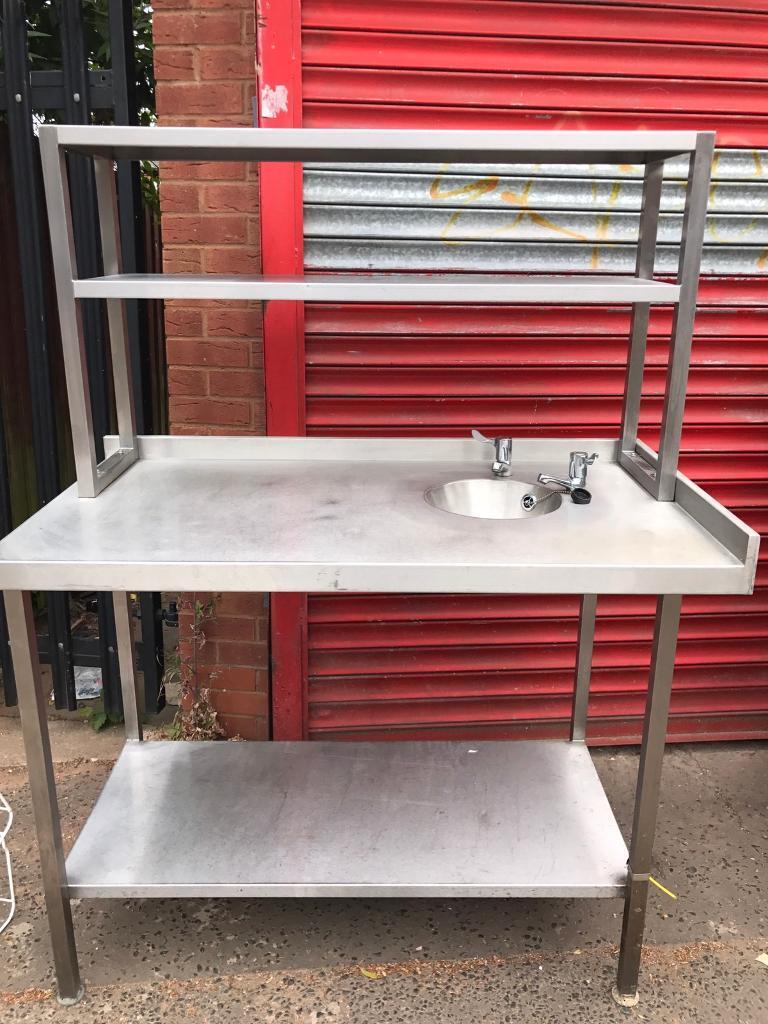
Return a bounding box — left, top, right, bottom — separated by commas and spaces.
0, 718, 766, 1022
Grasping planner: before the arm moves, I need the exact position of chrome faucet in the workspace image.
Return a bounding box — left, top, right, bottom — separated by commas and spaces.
538, 451, 599, 493
472, 429, 513, 477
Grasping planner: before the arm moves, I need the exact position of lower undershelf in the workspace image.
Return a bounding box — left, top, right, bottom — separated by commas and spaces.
65, 740, 629, 899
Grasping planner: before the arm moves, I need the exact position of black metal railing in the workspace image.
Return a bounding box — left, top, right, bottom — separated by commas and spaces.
0, 0, 165, 715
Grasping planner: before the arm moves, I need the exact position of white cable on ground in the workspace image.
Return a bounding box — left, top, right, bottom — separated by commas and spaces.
0, 791, 15, 935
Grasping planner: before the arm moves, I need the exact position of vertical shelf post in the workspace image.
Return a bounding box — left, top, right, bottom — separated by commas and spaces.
655, 134, 715, 500
3, 590, 83, 1004
93, 157, 137, 450
113, 591, 142, 741
619, 159, 664, 484
570, 594, 597, 742
615, 593, 682, 1003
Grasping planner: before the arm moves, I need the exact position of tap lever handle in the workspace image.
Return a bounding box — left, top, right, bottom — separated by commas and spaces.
471, 429, 494, 445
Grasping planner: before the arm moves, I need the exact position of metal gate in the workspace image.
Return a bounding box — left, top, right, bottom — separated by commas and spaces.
260, 0, 768, 742
0, 0, 165, 715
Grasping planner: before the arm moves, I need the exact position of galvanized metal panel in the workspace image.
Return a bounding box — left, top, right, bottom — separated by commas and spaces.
307, 207, 767, 245
306, 239, 767, 275
305, 171, 768, 209
300, 0, 768, 745
305, 151, 768, 274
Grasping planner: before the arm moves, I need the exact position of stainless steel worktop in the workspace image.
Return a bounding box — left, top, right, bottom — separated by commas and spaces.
0, 436, 757, 594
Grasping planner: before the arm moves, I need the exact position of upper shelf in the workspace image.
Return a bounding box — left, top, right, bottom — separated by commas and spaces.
73, 273, 680, 304
47, 125, 704, 164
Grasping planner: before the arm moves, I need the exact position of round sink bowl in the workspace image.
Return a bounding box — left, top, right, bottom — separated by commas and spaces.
425, 477, 562, 520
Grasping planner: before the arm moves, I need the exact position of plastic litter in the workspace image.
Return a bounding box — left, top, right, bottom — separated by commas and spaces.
50, 665, 103, 704
74, 666, 103, 700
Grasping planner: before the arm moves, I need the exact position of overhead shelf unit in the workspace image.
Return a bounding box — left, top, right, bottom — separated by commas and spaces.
0, 126, 758, 1010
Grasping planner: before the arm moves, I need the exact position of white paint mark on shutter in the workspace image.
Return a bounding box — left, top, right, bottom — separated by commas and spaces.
260, 84, 288, 119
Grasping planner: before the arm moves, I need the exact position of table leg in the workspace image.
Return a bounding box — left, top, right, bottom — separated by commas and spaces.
614, 593, 682, 1005
570, 594, 597, 742
4, 590, 83, 1004
113, 592, 142, 741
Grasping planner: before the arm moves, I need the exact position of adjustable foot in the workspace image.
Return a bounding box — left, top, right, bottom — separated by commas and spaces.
57, 984, 85, 1007
612, 985, 639, 1008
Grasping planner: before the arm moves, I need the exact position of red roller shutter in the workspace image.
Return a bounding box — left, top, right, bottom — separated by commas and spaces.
265, 0, 768, 742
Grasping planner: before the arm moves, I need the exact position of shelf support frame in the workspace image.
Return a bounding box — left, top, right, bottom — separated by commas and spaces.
36, 122, 711, 505
655, 133, 715, 500
620, 133, 715, 502
38, 125, 138, 498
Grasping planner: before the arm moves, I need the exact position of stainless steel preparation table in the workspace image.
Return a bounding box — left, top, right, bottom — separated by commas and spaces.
2, 125, 758, 1009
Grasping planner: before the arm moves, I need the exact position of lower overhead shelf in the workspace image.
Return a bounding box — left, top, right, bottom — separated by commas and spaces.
71, 272, 681, 304
65, 740, 629, 899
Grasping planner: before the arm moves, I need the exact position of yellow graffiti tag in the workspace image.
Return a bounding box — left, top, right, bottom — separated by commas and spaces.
500, 180, 587, 240
588, 179, 624, 269
708, 217, 760, 243
429, 165, 500, 245
429, 165, 634, 270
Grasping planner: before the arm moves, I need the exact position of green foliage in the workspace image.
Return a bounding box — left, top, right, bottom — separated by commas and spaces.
140, 157, 159, 215
165, 714, 183, 741
19, 4, 159, 213
23, 1, 155, 122
80, 705, 124, 732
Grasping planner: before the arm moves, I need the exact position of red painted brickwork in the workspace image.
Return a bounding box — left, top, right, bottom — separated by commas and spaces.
155, 0, 268, 739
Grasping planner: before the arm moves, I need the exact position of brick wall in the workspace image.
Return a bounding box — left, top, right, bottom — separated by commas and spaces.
154, 0, 269, 739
